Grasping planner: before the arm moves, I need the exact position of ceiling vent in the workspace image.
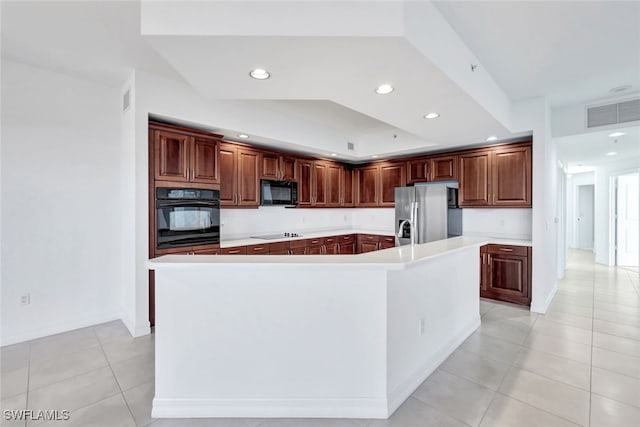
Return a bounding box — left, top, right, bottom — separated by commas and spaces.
586, 98, 640, 128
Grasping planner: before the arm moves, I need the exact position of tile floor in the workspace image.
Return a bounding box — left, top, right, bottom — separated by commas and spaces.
1, 250, 639, 426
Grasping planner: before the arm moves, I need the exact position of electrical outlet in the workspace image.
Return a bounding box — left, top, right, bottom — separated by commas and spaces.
20, 293, 30, 306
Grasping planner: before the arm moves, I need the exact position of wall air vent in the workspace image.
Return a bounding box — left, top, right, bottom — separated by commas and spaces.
347, 142, 355, 151
586, 98, 640, 128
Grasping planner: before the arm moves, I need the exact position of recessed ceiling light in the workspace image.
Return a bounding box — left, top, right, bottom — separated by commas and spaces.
371, 155, 379, 158
610, 85, 631, 93
424, 113, 440, 119
606, 151, 617, 156
608, 132, 626, 137
249, 68, 270, 80
486, 136, 498, 141
330, 153, 337, 156
238, 134, 249, 139
375, 84, 394, 95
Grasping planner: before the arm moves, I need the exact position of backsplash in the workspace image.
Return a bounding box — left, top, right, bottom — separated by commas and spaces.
462, 208, 532, 240
220, 207, 531, 241
220, 207, 395, 240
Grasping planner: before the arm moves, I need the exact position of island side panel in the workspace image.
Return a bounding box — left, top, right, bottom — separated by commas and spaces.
152, 266, 389, 418
385, 246, 481, 413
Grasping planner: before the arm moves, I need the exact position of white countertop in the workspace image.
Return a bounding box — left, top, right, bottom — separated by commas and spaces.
220, 228, 394, 248
149, 236, 498, 271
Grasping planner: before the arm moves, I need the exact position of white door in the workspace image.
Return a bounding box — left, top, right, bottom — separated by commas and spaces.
616, 173, 639, 267
577, 185, 594, 249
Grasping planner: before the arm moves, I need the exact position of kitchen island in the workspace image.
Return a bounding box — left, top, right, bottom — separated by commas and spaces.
147, 236, 488, 419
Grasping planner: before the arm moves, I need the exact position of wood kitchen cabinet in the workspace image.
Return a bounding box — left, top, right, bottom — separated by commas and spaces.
379, 235, 396, 249
355, 165, 380, 207
407, 157, 430, 184
480, 244, 532, 306
153, 130, 220, 184
338, 234, 356, 254
430, 155, 458, 182
219, 143, 260, 208
326, 163, 343, 207
261, 152, 297, 181
459, 144, 531, 208
379, 162, 406, 206
297, 159, 313, 206
342, 167, 354, 207
323, 236, 340, 254
357, 234, 380, 253
297, 159, 328, 207
356, 162, 405, 207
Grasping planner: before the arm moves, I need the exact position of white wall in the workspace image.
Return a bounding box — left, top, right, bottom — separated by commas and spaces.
1, 61, 123, 345
566, 172, 595, 248
511, 98, 559, 313
594, 158, 640, 265
462, 209, 532, 240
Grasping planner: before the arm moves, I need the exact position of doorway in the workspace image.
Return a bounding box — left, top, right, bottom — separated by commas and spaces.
615, 173, 639, 268
576, 184, 594, 250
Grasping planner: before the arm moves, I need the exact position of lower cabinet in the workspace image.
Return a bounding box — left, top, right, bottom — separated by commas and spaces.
480, 244, 531, 306
357, 234, 380, 253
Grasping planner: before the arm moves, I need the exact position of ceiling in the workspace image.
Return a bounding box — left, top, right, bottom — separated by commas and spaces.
434, 1, 640, 107
2, 1, 639, 161
555, 125, 640, 170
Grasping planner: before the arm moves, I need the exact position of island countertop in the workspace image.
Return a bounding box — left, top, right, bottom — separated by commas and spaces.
148, 235, 494, 270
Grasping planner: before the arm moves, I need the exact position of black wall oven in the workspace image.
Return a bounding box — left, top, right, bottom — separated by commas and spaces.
156, 187, 220, 249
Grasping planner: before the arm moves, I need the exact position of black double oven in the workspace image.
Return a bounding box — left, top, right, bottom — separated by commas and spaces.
155, 187, 220, 249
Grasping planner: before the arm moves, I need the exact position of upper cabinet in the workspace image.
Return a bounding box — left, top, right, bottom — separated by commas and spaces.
430, 155, 458, 182
355, 162, 406, 207
298, 160, 349, 207
406, 157, 430, 184
459, 143, 531, 208
261, 152, 297, 181
342, 167, 354, 207
153, 130, 219, 184
219, 143, 260, 208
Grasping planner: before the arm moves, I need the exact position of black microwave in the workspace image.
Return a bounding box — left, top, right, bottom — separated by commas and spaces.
260, 180, 298, 206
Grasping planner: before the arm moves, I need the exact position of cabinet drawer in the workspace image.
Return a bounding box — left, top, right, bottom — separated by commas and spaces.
246, 244, 269, 254
324, 236, 337, 244
308, 238, 324, 247
379, 235, 395, 244
486, 244, 528, 256
220, 246, 246, 255
269, 241, 290, 252
338, 234, 355, 243
358, 234, 380, 242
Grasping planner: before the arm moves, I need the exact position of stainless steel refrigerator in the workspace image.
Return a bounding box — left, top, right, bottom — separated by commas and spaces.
395, 182, 463, 246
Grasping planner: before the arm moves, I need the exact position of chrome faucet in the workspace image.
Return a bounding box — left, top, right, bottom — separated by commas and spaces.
397, 218, 416, 246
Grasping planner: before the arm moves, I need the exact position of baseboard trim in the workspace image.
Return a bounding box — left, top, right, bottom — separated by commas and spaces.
152, 397, 389, 419
1, 311, 122, 347
386, 316, 481, 415
121, 314, 151, 338
531, 283, 558, 314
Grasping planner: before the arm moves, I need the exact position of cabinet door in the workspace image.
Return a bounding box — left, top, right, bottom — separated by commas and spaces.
407, 158, 430, 184
280, 156, 297, 181
191, 137, 219, 184
297, 160, 313, 206
307, 245, 323, 255
219, 144, 238, 206
430, 155, 457, 182
380, 162, 406, 206
260, 153, 280, 180
237, 149, 260, 207
359, 242, 379, 253
379, 235, 396, 249
312, 162, 328, 206
482, 253, 530, 306
339, 242, 356, 254
342, 167, 354, 207
356, 165, 379, 207
154, 131, 189, 182
324, 242, 340, 254
459, 151, 491, 207
326, 163, 343, 207
491, 146, 532, 207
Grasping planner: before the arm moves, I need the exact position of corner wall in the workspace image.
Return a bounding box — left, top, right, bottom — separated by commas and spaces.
1, 61, 123, 345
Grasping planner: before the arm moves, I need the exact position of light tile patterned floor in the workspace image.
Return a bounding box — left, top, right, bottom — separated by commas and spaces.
1, 250, 639, 426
